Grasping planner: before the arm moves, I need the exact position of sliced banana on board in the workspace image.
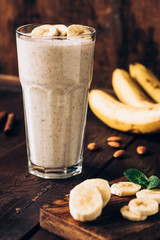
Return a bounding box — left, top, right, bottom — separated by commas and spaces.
67, 24, 91, 37
69, 184, 103, 222
129, 198, 159, 216
82, 178, 111, 207
120, 205, 147, 221
31, 24, 59, 37
136, 189, 160, 204
111, 182, 141, 197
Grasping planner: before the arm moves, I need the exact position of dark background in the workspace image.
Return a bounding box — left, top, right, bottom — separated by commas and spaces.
1, 0, 160, 88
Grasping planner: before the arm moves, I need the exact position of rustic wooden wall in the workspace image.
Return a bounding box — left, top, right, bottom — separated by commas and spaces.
1, 0, 160, 88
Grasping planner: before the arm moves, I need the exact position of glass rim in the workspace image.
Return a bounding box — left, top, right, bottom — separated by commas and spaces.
16, 23, 96, 39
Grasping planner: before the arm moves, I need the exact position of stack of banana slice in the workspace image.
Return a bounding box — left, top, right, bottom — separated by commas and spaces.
31, 24, 91, 37
69, 178, 111, 222
89, 63, 160, 134
111, 181, 160, 221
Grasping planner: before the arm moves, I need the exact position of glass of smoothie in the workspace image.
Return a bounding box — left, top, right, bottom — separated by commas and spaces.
16, 23, 96, 179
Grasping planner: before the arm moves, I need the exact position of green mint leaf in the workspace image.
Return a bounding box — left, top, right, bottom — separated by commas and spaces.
124, 168, 149, 187
147, 175, 160, 189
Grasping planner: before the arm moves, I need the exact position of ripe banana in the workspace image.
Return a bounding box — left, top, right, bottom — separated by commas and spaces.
129, 198, 159, 216
129, 63, 160, 102
69, 183, 103, 222
112, 69, 155, 108
136, 189, 160, 204
120, 205, 147, 221
82, 178, 111, 207
67, 24, 91, 37
88, 89, 160, 134
31, 24, 59, 37
111, 182, 141, 197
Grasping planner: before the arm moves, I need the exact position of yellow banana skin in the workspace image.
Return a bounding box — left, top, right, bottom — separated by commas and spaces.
88, 89, 160, 134
112, 69, 155, 108
129, 63, 160, 103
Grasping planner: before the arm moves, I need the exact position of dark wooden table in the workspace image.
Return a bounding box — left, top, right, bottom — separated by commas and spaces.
0, 75, 160, 240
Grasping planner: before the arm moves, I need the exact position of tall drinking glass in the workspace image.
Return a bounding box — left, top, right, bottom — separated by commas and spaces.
16, 24, 96, 179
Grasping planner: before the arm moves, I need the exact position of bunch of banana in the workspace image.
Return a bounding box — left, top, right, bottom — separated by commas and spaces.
89, 63, 160, 134
129, 63, 160, 103
112, 68, 155, 108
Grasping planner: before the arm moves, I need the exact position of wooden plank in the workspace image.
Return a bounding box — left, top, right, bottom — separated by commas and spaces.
0, 90, 25, 158
40, 176, 160, 240
28, 228, 62, 240
102, 132, 160, 178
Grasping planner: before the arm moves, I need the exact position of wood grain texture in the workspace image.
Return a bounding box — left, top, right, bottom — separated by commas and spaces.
40, 176, 160, 240
1, 0, 160, 88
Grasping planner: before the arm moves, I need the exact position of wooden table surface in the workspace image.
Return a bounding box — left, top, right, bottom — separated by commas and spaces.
0, 75, 160, 240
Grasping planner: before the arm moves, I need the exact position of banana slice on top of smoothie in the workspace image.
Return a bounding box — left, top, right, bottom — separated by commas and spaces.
67, 24, 91, 37
54, 24, 68, 36
31, 24, 59, 37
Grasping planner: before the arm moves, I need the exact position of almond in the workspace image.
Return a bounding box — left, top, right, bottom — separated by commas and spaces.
87, 142, 99, 151
107, 141, 120, 148
107, 136, 122, 142
113, 149, 125, 158
136, 146, 147, 155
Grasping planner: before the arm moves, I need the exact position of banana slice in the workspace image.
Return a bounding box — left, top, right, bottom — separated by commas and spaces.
120, 205, 147, 221
129, 198, 159, 216
69, 184, 103, 222
67, 24, 91, 37
136, 189, 160, 204
54, 24, 67, 36
82, 178, 111, 207
111, 182, 141, 196
31, 24, 58, 37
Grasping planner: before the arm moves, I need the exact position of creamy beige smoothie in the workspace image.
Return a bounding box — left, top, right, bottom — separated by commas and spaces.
16, 24, 95, 178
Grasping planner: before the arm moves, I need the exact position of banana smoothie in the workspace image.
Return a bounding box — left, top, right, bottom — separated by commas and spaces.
16, 24, 96, 178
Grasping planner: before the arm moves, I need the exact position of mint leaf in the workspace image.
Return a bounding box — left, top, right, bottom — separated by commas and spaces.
147, 175, 160, 189
124, 168, 149, 187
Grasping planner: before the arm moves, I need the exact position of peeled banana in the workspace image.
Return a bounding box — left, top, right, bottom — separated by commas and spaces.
54, 24, 68, 36
112, 68, 155, 108
120, 205, 147, 221
69, 184, 103, 222
31, 24, 91, 38
111, 182, 141, 197
88, 89, 160, 134
82, 178, 111, 207
129, 198, 159, 216
31, 24, 59, 37
129, 63, 160, 103
136, 189, 160, 204
67, 24, 91, 36
69, 178, 111, 222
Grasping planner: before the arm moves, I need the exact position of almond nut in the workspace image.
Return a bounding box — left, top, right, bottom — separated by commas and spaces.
107, 136, 122, 142
107, 141, 120, 148
113, 149, 125, 158
136, 146, 147, 155
87, 142, 99, 151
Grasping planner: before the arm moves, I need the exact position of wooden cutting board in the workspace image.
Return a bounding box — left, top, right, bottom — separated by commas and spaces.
40, 177, 160, 240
